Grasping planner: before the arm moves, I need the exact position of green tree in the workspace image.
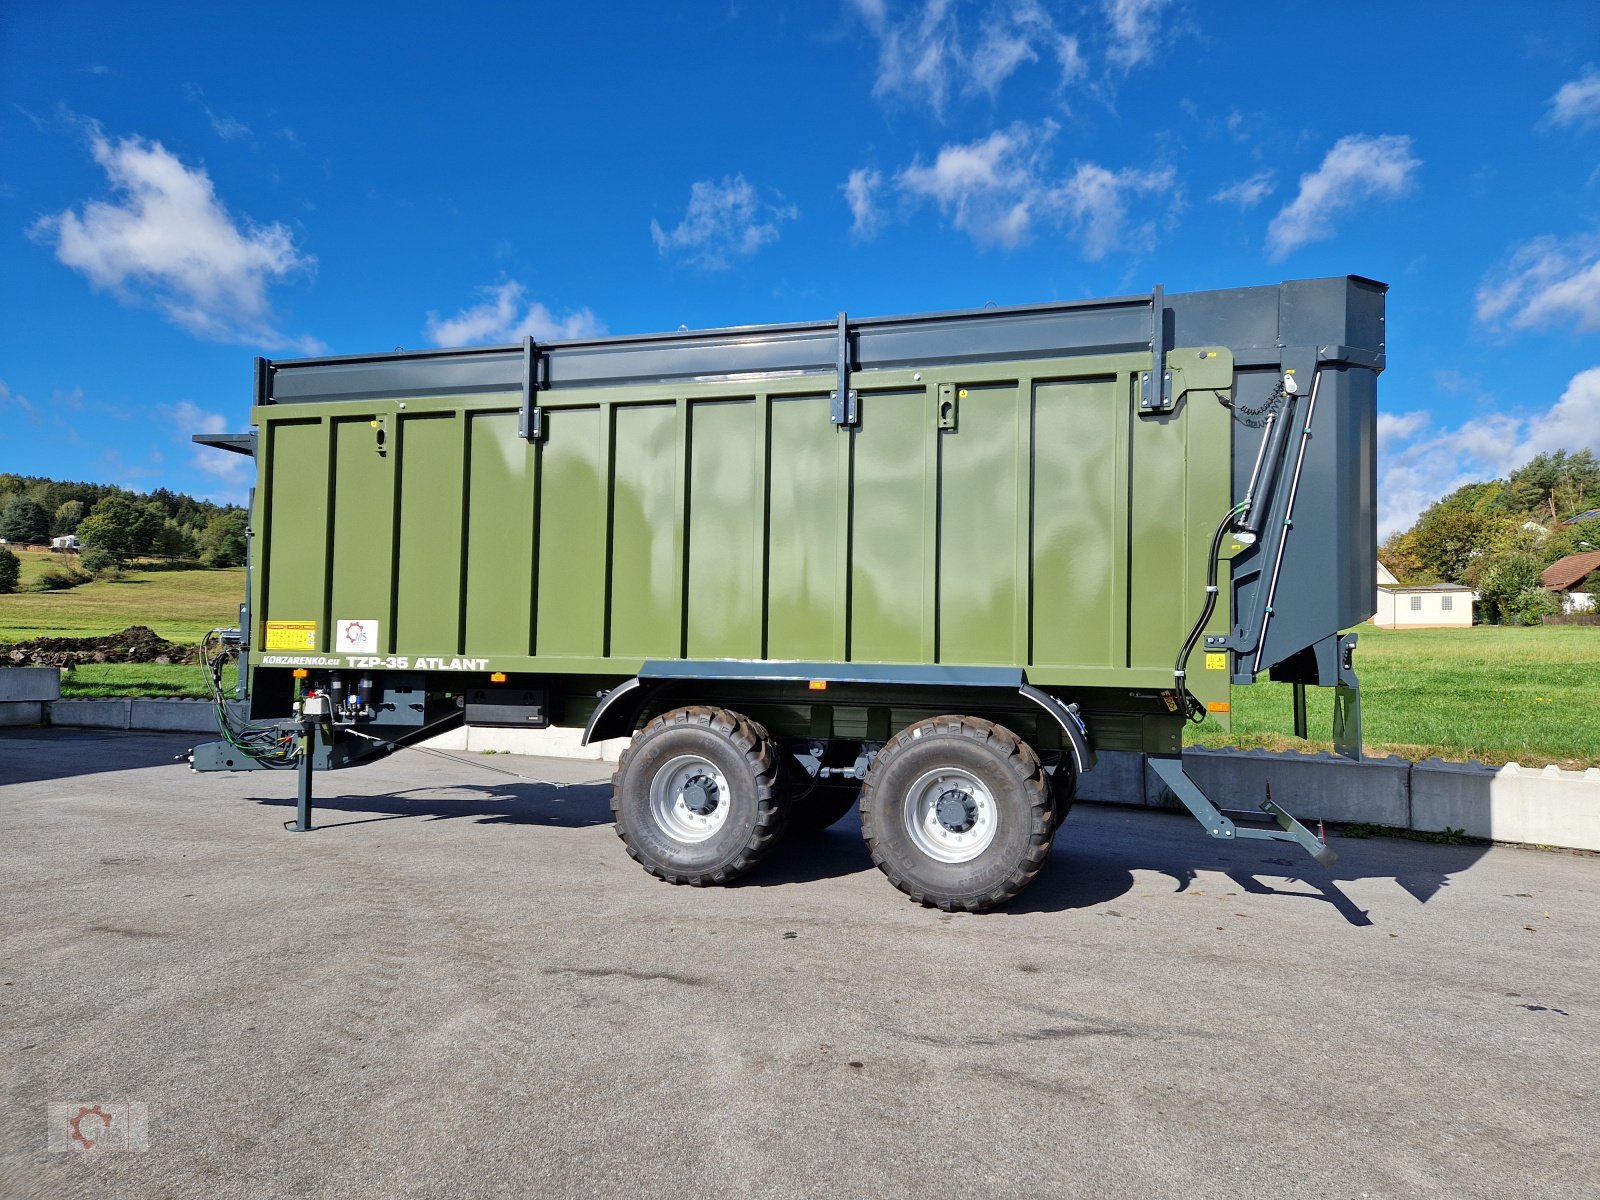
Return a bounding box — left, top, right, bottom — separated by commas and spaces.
153, 518, 198, 559
1476, 552, 1545, 624
80, 546, 118, 576
0, 496, 51, 544
1378, 528, 1429, 582
200, 509, 248, 567
1507, 450, 1600, 521
75, 495, 141, 565
0, 546, 18, 593
1504, 587, 1561, 625
1412, 503, 1505, 583
52, 499, 87, 536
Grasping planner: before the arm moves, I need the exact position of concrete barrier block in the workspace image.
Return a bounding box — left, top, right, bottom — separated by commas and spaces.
1179, 747, 1412, 826
1075, 750, 1148, 806
418, 727, 470, 750
0, 667, 61, 702
1411, 759, 1600, 851
49, 698, 133, 729
129, 699, 223, 733
0, 701, 44, 726
419, 725, 628, 762
470, 725, 627, 761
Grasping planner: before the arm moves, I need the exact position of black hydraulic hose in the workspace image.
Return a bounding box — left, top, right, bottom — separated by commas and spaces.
1174, 502, 1246, 722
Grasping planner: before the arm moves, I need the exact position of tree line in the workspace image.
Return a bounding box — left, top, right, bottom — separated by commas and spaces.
1380, 450, 1600, 623
0, 474, 247, 575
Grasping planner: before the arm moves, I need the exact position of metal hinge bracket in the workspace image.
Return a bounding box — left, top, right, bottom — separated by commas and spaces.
519, 336, 548, 441
830, 311, 858, 426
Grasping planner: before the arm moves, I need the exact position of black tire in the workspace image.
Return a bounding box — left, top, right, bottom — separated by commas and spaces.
860, 716, 1055, 912
611, 706, 787, 886
787, 780, 860, 837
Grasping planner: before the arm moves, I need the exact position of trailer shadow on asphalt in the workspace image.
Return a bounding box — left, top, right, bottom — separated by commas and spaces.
245, 781, 618, 829
1001, 804, 1492, 926
235, 782, 1493, 925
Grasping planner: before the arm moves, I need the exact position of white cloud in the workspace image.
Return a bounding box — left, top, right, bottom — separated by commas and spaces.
650, 175, 797, 271
1376, 410, 1427, 451
31, 128, 320, 351
1519, 366, 1600, 462
1376, 368, 1600, 536
1211, 170, 1275, 209
164, 400, 250, 491
166, 399, 227, 437
1104, 0, 1169, 69
206, 109, 251, 141
0, 379, 41, 430
425, 281, 604, 347
851, 0, 1089, 115
1266, 134, 1420, 259
1547, 66, 1600, 129
969, 19, 1037, 97
885, 121, 1175, 256
1058, 161, 1175, 260
896, 122, 1053, 247
844, 167, 884, 240
1475, 234, 1600, 334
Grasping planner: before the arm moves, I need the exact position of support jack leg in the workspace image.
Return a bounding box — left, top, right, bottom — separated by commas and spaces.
287, 719, 315, 832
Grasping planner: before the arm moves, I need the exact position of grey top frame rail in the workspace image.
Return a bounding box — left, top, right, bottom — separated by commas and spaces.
255, 276, 1385, 408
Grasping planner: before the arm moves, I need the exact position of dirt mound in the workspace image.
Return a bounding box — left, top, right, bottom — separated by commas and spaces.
2, 626, 200, 667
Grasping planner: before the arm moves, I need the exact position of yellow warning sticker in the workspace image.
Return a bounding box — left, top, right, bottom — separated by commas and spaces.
1205, 652, 1228, 670
265, 621, 318, 651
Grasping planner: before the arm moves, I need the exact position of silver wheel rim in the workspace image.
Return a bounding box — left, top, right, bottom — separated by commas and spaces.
649, 754, 732, 843
904, 767, 998, 864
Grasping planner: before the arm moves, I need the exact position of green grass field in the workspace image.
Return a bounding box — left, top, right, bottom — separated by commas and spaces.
2, 551, 1595, 765
60, 660, 237, 699
1, 549, 244, 643
1193, 624, 1600, 769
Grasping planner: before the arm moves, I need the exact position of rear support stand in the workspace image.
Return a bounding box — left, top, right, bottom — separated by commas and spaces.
288, 717, 315, 832
1148, 756, 1336, 868
1332, 632, 1363, 761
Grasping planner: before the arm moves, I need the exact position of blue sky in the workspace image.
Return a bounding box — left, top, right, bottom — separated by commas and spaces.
2, 1, 1598, 535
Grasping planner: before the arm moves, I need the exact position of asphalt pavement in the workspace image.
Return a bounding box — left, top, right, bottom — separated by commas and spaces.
2, 727, 1596, 1199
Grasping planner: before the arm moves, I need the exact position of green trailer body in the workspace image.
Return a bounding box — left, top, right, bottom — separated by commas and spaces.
192, 275, 1384, 910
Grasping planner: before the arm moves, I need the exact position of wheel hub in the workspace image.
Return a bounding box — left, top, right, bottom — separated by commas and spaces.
904, 767, 999, 864
935, 789, 978, 833
648, 754, 734, 844
680, 775, 720, 816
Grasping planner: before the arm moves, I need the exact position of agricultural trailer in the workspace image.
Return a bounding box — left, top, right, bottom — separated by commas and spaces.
190, 275, 1383, 911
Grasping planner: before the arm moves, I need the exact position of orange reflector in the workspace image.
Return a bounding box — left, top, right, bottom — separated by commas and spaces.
1206, 702, 1230, 713
490, 672, 507, 683
808, 680, 827, 691
292, 668, 309, 679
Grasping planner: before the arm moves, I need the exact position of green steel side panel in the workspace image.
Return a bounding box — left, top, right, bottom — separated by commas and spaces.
261, 419, 331, 645
537, 406, 607, 657
465, 410, 536, 655
1032, 377, 1122, 668
1129, 393, 1186, 669
609, 402, 680, 658
686, 399, 761, 659
1125, 368, 1231, 716
850, 390, 930, 663
766, 395, 838, 661
329, 415, 397, 652
396, 412, 465, 653
938, 383, 1022, 664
